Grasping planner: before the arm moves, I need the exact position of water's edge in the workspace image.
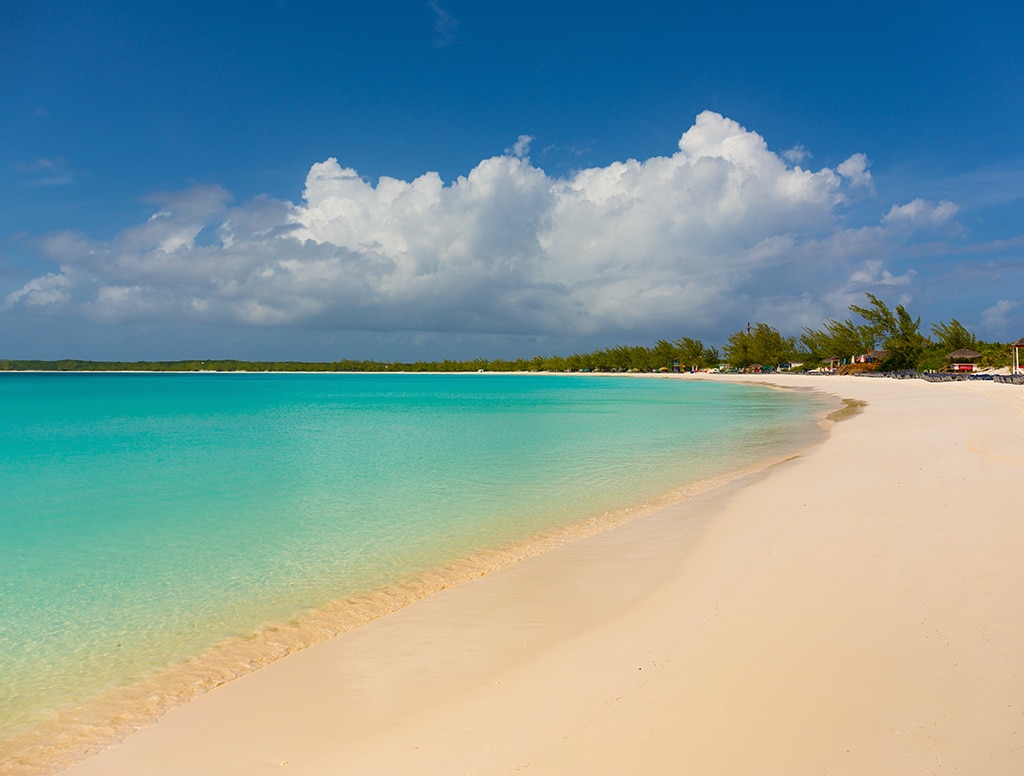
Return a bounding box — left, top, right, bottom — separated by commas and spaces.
2, 378, 848, 776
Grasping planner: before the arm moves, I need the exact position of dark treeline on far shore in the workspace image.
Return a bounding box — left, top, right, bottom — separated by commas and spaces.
0, 347, 714, 374
1, 296, 1020, 375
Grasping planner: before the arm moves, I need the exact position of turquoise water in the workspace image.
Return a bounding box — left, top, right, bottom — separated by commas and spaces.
0, 373, 827, 749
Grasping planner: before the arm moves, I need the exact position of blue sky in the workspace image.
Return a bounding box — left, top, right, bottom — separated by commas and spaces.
2, 0, 1022, 361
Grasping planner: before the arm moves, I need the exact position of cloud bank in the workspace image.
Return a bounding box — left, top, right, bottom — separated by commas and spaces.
3, 112, 969, 355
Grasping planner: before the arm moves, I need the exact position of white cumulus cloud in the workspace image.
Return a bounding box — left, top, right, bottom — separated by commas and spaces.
837, 153, 873, 189
3, 111, 969, 351
980, 299, 1020, 335
848, 259, 916, 286
883, 198, 959, 227
782, 144, 810, 165
4, 272, 72, 307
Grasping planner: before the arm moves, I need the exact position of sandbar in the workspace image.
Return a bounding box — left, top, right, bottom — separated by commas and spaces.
44, 375, 1024, 774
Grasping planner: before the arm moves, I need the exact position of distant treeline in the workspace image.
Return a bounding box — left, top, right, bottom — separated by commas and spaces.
1, 296, 1019, 374
0, 342, 718, 374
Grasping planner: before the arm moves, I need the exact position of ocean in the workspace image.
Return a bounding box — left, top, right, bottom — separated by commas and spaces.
0, 372, 830, 767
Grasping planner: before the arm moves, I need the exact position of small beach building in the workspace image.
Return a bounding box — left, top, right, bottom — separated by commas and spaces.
821, 356, 842, 373
946, 348, 983, 372
1012, 337, 1024, 375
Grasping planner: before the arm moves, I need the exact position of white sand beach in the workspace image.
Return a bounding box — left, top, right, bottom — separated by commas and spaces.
50, 374, 1024, 775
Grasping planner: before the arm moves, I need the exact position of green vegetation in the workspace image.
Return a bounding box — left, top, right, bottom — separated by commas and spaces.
799, 294, 1013, 372
0, 338, 722, 375
799, 315, 875, 366
722, 323, 798, 369
931, 318, 978, 352
1, 296, 1018, 374
848, 293, 926, 370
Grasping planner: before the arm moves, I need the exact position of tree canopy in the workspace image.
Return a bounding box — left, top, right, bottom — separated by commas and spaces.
800, 317, 875, 363
847, 293, 925, 370
931, 318, 978, 352
723, 323, 798, 369
0, 337, 723, 375
800, 294, 1012, 371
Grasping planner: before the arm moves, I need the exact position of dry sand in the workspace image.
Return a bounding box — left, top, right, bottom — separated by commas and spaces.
55, 374, 1024, 775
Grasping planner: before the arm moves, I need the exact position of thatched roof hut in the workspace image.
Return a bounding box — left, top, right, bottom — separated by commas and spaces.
822, 356, 842, 371
945, 348, 983, 373
946, 348, 982, 363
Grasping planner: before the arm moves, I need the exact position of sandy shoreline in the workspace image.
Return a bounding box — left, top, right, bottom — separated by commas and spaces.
31, 374, 1024, 774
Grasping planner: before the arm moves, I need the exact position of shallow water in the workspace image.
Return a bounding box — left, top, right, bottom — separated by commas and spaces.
0, 372, 828, 760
